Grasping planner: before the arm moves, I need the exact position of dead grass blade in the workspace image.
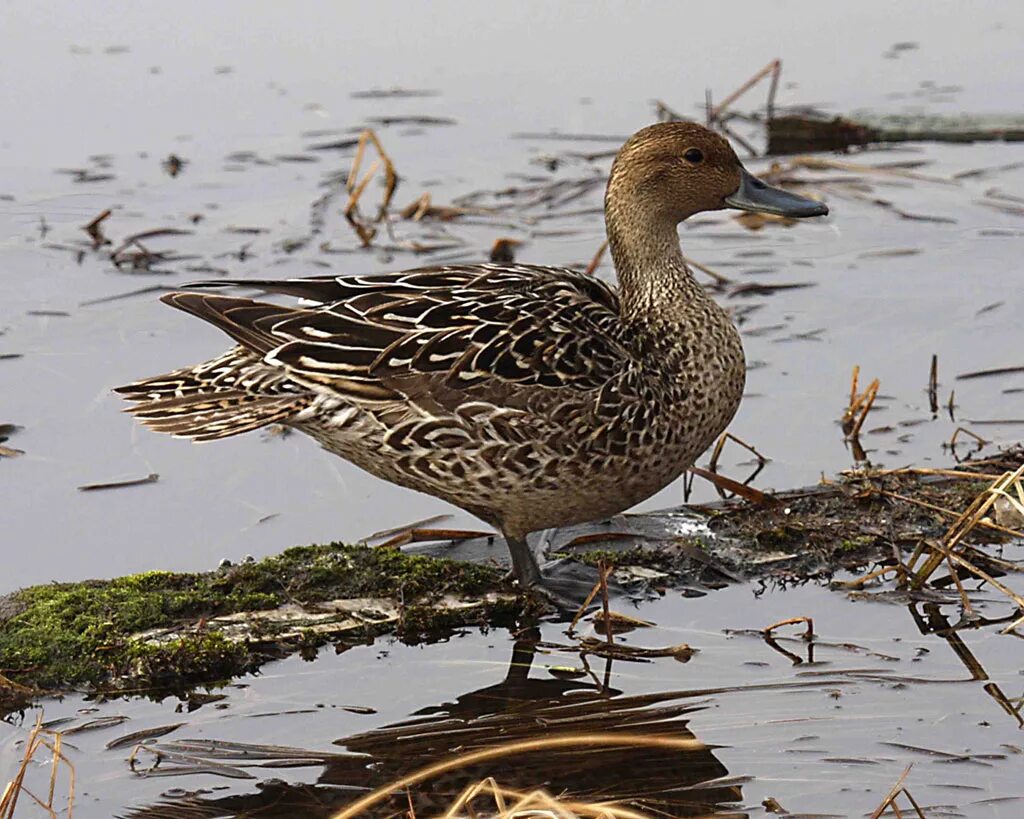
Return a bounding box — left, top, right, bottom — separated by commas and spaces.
874, 488, 1024, 541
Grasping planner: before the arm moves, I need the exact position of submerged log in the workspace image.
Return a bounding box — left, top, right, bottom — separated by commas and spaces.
767, 111, 1024, 154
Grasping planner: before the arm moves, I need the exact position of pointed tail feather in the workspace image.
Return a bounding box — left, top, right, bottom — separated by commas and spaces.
115, 348, 256, 403
126, 391, 310, 441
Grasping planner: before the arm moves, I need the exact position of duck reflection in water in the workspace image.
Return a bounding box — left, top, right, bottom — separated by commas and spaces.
127, 632, 746, 818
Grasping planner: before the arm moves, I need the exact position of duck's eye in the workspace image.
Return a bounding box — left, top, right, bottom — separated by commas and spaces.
683, 148, 704, 164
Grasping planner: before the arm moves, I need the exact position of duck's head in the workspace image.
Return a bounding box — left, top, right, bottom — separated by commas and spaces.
606, 121, 828, 224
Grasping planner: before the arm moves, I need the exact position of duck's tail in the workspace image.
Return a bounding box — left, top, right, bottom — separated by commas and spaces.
115, 349, 313, 442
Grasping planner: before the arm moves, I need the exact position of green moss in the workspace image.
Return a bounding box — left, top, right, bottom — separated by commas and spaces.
754, 525, 804, 547
0, 543, 510, 698
840, 535, 878, 551
214, 542, 503, 603
553, 545, 685, 571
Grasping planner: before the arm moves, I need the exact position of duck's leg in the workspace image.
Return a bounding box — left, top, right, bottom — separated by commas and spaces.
505, 533, 542, 588
504, 532, 616, 616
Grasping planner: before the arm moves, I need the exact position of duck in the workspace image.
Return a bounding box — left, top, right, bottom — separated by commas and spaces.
116, 121, 827, 598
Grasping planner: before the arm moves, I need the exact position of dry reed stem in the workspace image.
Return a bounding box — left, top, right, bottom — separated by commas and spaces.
865, 467, 1006, 481
990, 472, 1024, 518
836, 565, 901, 589
944, 551, 975, 617
762, 616, 814, 640
569, 577, 604, 633
682, 255, 734, 287
708, 431, 768, 473
907, 465, 1024, 613
949, 426, 989, 448
689, 465, 774, 506
848, 379, 880, 439
0, 714, 76, 819
599, 562, 614, 645
402, 192, 432, 221
709, 59, 781, 124
868, 765, 926, 819
910, 464, 1024, 582
330, 733, 705, 819
1001, 610, 1024, 634
343, 129, 398, 246
591, 611, 654, 630
947, 549, 1024, 610
877, 489, 1024, 542
584, 239, 608, 276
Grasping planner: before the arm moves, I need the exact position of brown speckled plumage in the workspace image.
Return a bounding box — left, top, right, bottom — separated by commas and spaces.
117, 122, 826, 590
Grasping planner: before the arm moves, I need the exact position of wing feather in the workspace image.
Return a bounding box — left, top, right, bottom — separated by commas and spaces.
164, 264, 628, 408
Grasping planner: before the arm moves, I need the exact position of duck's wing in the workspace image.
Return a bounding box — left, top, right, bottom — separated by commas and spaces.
170, 264, 628, 412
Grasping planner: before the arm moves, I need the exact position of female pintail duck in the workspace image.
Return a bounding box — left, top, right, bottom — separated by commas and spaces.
117, 122, 827, 597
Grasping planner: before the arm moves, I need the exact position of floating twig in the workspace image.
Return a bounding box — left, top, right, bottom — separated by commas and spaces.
77, 473, 159, 492
928, 354, 939, 415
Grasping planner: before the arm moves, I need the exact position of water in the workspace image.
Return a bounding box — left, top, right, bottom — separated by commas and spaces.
4, 583, 1024, 817
2, 2, 1024, 815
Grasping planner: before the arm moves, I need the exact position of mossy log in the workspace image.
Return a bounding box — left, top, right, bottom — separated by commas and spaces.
0, 544, 519, 715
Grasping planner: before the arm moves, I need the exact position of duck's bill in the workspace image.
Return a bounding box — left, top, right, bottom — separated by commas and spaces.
724, 167, 828, 217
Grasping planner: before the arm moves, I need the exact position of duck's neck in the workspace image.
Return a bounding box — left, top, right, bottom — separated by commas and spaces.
605, 202, 706, 322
